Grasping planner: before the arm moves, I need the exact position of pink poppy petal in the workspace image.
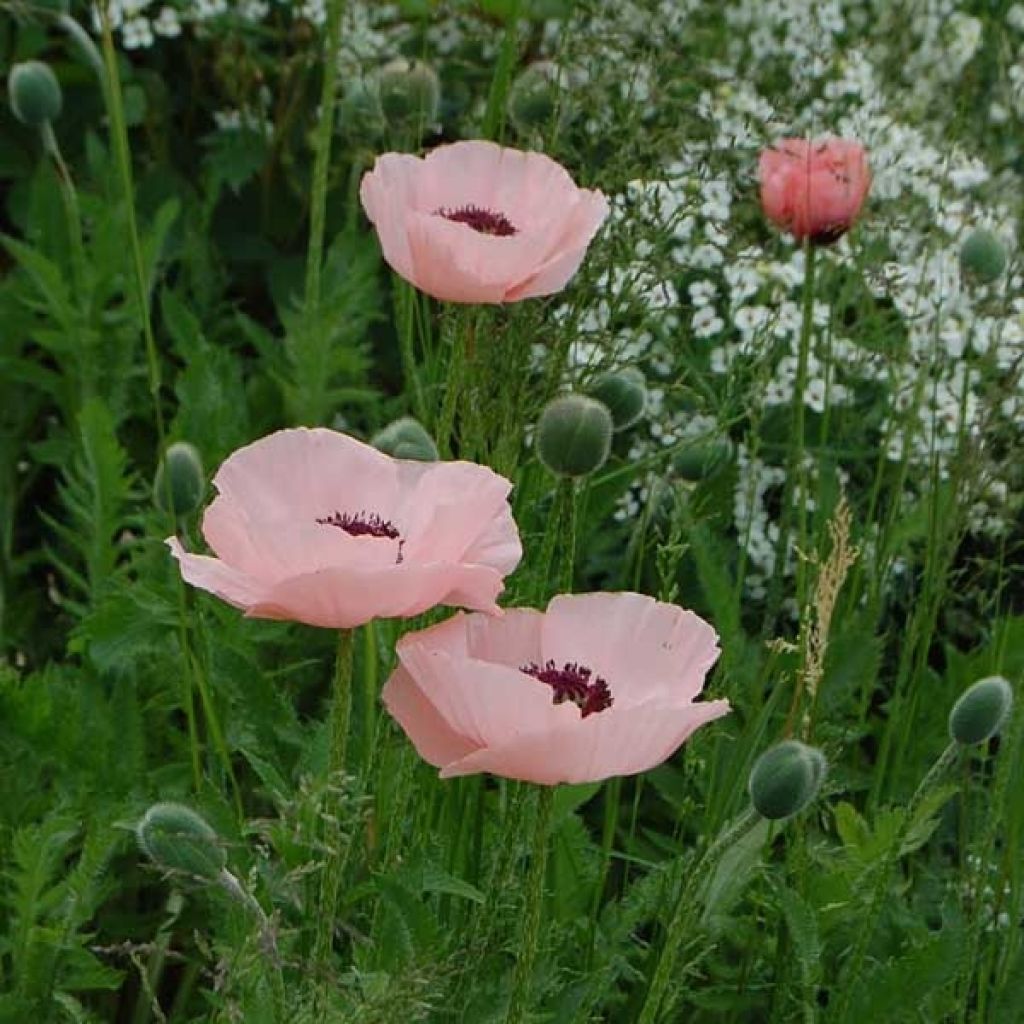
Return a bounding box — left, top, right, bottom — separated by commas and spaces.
459, 505, 523, 578
246, 561, 506, 629
397, 643, 559, 750
541, 592, 720, 707
211, 428, 399, 524
359, 153, 421, 282
381, 662, 479, 767
166, 538, 265, 609
439, 698, 731, 784
463, 607, 544, 665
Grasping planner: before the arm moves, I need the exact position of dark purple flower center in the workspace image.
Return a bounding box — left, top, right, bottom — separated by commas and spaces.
317, 511, 404, 562
436, 204, 518, 236
521, 660, 614, 718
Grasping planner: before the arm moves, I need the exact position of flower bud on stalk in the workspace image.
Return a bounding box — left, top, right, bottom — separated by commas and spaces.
949, 675, 1014, 746
508, 61, 564, 137
587, 368, 647, 432
672, 438, 734, 482
375, 58, 440, 137
959, 229, 1007, 284
154, 442, 205, 518
536, 395, 613, 478
137, 803, 226, 882
371, 416, 439, 461
748, 740, 827, 820
8, 61, 63, 127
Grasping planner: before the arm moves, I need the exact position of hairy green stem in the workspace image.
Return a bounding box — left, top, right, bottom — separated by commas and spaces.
505, 786, 555, 1024
304, 0, 346, 316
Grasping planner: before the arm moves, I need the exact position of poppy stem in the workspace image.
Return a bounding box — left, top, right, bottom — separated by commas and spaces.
637, 807, 760, 1024
505, 785, 555, 1024
312, 628, 356, 978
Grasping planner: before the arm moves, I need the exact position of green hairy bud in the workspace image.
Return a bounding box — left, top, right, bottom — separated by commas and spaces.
137, 803, 226, 882
8, 61, 63, 127
375, 58, 440, 135
959, 229, 1007, 284
672, 438, 733, 482
949, 675, 1013, 746
748, 740, 827, 820
371, 416, 439, 462
154, 442, 205, 518
508, 61, 564, 136
587, 368, 647, 432
536, 395, 613, 478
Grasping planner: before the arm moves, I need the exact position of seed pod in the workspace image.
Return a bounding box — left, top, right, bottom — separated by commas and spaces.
536, 395, 613, 478
587, 368, 647, 432
154, 442, 205, 518
375, 58, 440, 136
136, 803, 226, 882
748, 740, 827, 820
949, 675, 1013, 746
8, 61, 63, 127
371, 416, 439, 461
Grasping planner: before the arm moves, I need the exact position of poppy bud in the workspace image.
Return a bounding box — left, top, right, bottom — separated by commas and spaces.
137, 803, 226, 882
959, 229, 1007, 284
371, 416, 439, 461
949, 675, 1013, 746
536, 395, 613, 478
337, 79, 385, 142
508, 61, 563, 136
672, 438, 733, 482
748, 740, 827, 820
8, 61, 63, 127
587, 368, 646, 432
154, 442, 205, 518
375, 58, 440, 135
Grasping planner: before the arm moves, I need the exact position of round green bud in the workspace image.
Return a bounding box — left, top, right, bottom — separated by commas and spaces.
371, 416, 439, 462
136, 803, 226, 882
375, 58, 440, 135
154, 442, 205, 518
949, 675, 1013, 746
337, 79, 385, 142
8, 61, 63, 127
508, 62, 564, 136
587, 368, 647, 432
536, 395, 613, 478
959, 229, 1007, 284
672, 438, 733, 482
748, 740, 827, 820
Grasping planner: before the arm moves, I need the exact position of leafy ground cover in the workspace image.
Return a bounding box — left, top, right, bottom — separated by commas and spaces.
0, 1, 1022, 1021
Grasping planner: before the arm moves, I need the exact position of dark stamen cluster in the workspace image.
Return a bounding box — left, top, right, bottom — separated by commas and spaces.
316, 511, 405, 563
521, 660, 614, 718
436, 204, 518, 237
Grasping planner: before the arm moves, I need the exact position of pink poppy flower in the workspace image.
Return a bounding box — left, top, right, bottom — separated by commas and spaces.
759, 138, 871, 244
167, 428, 522, 629
382, 592, 729, 785
359, 140, 609, 304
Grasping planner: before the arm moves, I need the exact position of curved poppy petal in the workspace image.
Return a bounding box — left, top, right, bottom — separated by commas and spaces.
166, 538, 265, 609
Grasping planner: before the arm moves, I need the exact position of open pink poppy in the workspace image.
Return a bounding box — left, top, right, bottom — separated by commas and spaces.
759, 138, 871, 244
359, 140, 609, 304
382, 592, 729, 785
167, 428, 522, 629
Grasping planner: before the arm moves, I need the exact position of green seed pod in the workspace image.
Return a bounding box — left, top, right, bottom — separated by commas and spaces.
154, 442, 205, 518
136, 803, 226, 882
672, 438, 733, 482
375, 58, 440, 136
371, 416, 439, 461
587, 368, 647, 432
748, 740, 827, 820
959, 229, 1007, 284
7, 61, 63, 127
508, 61, 564, 137
536, 395, 613, 478
949, 675, 1013, 745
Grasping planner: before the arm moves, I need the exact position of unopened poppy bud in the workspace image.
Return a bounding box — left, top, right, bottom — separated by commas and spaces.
748, 740, 827, 820
137, 803, 226, 882
949, 675, 1013, 745
337, 79, 385, 142
375, 58, 440, 135
959, 229, 1007, 284
508, 62, 563, 136
587, 368, 646, 432
536, 395, 613, 478
155, 442, 205, 518
672, 438, 733, 482
8, 61, 63, 127
371, 416, 438, 461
